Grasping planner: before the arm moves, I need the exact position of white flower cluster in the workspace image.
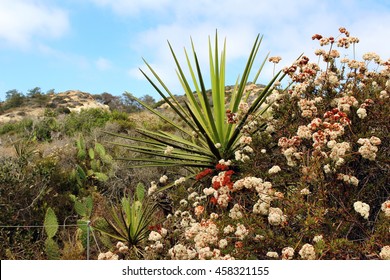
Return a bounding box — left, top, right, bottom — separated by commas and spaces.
379, 245, 390, 260
148, 181, 158, 195
234, 150, 253, 162
174, 210, 196, 228
353, 201, 370, 219
278, 136, 302, 166
356, 107, 367, 119
381, 200, 390, 218
290, 82, 309, 97
229, 204, 244, 220
266, 89, 283, 104
164, 145, 174, 155
98, 251, 119, 260
239, 136, 253, 145
223, 225, 235, 235
233, 176, 266, 192
362, 52, 381, 63
174, 177, 186, 186
203, 187, 216, 196
148, 231, 163, 242
328, 141, 350, 166
253, 200, 271, 215
232, 176, 274, 216
116, 241, 129, 253
266, 251, 279, 258
188, 192, 199, 201
337, 173, 359, 186
238, 102, 249, 114
169, 218, 235, 260
268, 207, 287, 226
159, 175, 168, 184
234, 223, 249, 240
218, 239, 228, 249
297, 125, 312, 139
184, 219, 219, 249
218, 159, 232, 166
298, 98, 318, 118
335, 96, 358, 112
268, 165, 281, 174
299, 244, 316, 260
281, 247, 295, 260
300, 188, 311, 195
379, 90, 389, 99
146, 229, 167, 252
168, 244, 197, 260
313, 235, 323, 243
357, 137, 381, 160
179, 199, 188, 207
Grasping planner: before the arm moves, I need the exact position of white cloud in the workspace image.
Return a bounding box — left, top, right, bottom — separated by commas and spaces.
0, 0, 69, 48
88, 0, 171, 15
37, 44, 90, 69
95, 57, 112, 71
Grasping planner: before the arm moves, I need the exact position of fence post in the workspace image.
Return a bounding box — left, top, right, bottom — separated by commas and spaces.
87, 220, 91, 260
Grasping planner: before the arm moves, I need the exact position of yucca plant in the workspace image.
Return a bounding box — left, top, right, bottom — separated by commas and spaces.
92, 183, 157, 256
108, 32, 286, 176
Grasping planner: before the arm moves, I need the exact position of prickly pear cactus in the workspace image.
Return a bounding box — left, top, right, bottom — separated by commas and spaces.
44, 207, 60, 259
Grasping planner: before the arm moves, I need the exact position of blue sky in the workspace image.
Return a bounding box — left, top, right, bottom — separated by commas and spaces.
0, 0, 389, 101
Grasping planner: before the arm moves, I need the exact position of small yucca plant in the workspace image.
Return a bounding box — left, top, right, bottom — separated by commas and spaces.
93, 183, 157, 256
108, 32, 286, 177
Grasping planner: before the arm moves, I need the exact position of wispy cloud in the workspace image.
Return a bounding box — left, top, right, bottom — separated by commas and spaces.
87, 0, 171, 15
95, 57, 112, 71
0, 0, 70, 49
37, 44, 90, 69
0, 0, 70, 48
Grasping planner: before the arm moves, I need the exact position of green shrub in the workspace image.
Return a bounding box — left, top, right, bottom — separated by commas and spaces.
0, 119, 33, 136
63, 108, 112, 136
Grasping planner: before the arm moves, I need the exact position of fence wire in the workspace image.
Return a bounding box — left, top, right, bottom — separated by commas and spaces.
0, 221, 95, 260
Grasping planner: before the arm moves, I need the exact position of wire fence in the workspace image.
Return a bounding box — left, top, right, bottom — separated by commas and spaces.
0, 221, 97, 260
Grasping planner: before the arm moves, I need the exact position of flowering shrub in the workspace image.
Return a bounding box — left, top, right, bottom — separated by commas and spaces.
99, 28, 389, 260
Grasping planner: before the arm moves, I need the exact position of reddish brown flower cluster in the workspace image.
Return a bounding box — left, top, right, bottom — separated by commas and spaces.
226, 109, 237, 124
283, 65, 297, 75
312, 34, 322, 40
360, 98, 374, 109
216, 163, 229, 171
195, 168, 213, 180
210, 197, 218, 205
148, 224, 162, 232
212, 170, 234, 190
339, 27, 350, 37
323, 108, 351, 125
297, 56, 310, 66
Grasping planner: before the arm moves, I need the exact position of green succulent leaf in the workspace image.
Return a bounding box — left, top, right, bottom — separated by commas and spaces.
93, 172, 109, 182
44, 207, 58, 239
88, 148, 95, 160
95, 142, 106, 157
74, 200, 87, 217
136, 182, 145, 202
45, 238, 60, 260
